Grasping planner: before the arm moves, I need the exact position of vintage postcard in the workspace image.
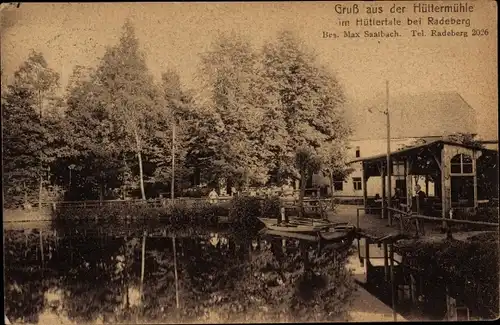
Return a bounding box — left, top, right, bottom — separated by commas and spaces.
1, 1, 498, 323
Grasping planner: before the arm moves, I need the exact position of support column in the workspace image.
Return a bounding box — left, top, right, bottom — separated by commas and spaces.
473, 152, 478, 208
388, 161, 393, 225
441, 146, 451, 230
405, 159, 412, 212
364, 238, 370, 284
381, 164, 386, 218
362, 163, 368, 210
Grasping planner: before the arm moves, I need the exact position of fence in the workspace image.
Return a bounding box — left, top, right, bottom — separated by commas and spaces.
356, 206, 499, 238
39, 197, 234, 211
40, 196, 333, 209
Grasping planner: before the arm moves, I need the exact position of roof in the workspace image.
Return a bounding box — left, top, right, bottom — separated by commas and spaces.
346, 92, 477, 140
348, 139, 498, 164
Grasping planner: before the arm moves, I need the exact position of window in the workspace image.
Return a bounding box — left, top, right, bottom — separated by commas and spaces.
392, 162, 404, 176
355, 146, 360, 158
395, 179, 406, 195
451, 176, 474, 206
353, 177, 362, 191
333, 181, 343, 191
451, 154, 473, 174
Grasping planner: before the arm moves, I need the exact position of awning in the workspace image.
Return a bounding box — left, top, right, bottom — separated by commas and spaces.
348, 139, 494, 165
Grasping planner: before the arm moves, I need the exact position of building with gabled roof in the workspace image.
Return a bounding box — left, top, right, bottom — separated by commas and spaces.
312, 91, 492, 198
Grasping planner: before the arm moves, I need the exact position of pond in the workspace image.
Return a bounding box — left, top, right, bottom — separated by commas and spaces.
4, 221, 357, 324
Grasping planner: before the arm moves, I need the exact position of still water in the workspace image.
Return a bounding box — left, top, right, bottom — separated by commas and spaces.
4, 221, 356, 324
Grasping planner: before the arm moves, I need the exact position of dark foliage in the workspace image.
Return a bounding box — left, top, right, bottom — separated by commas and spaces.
398, 232, 499, 319
4, 225, 357, 323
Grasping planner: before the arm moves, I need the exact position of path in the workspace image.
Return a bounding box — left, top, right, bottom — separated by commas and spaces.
349, 284, 407, 322
328, 204, 448, 238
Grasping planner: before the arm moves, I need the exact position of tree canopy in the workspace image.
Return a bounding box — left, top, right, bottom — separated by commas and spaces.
2, 24, 352, 205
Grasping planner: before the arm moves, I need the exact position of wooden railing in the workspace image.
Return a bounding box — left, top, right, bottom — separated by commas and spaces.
358, 206, 498, 237
356, 207, 383, 229
40, 197, 235, 211
40, 196, 334, 212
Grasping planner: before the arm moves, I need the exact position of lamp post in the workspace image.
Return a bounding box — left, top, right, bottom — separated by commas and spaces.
368, 81, 392, 225
171, 120, 176, 204
386, 81, 392, 226
68, 164, 76, 189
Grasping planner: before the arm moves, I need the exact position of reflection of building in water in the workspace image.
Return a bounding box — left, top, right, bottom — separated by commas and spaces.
124, 286, 141, 309
37, 287, 76, 324
209, 233, 229, 249
209, 233, 219, 247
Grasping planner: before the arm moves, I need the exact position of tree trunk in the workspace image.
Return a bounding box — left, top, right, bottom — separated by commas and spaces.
329, 171, 335, 210
23, 182, 28, 206
133, 129, 146, 200
38, 89, 44, 211
137, 150, 146, 200
38, 174, 43, 211
99, 180, 104, 203
299, 170, 307, 218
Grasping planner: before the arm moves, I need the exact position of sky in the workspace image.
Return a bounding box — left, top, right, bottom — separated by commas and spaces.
1, 2, 498, 140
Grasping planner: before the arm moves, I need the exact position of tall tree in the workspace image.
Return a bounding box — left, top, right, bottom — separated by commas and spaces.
261, 31, 351, 211
195, 33, 272, 190
294, 147, 322, 215
148, 70, 194, 193
91, 19, 164, 199
2, 50, 60, 208
64, 65, 126, 200
2, 86, 42, 207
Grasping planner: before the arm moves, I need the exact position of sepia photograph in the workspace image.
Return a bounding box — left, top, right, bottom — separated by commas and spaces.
1, 1, 498, 323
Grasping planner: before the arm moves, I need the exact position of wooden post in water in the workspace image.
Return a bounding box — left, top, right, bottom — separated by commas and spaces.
172, 235, 180, 312
54, 230, 58, 249
25, 231, 29, 258
301, 241, 309, 271
140, 231, 146, 305
390, 244, 397, 322
446, 285, 457, 321
364, 238, 370, 282
40, 230, 44, 267
410, 274, 418, 304
383, 242, 389, 281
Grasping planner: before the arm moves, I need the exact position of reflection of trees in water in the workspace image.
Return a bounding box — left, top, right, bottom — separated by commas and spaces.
53, 232, 127, 323
4, 230, 50, 323
4, 228, 356, 323
5, 270, 47, 323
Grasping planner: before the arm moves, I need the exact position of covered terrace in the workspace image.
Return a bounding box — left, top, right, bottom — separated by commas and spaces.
349, 139, 498, 225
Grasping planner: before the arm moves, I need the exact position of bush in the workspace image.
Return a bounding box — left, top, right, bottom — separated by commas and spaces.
53, 203, 221, 234
398, 233, 499, 319
52, 197, 280, 235
453, 207, 499, 224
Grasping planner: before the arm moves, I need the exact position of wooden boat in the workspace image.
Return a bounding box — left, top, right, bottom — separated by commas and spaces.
258, 225, 356, 250
319, 225, 356, 241
258, 217, 333, 233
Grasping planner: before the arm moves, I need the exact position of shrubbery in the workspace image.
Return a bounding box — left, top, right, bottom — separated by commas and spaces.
398, 232, 499, 319
53, 196, 283, 235
453, 207, 499, 224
